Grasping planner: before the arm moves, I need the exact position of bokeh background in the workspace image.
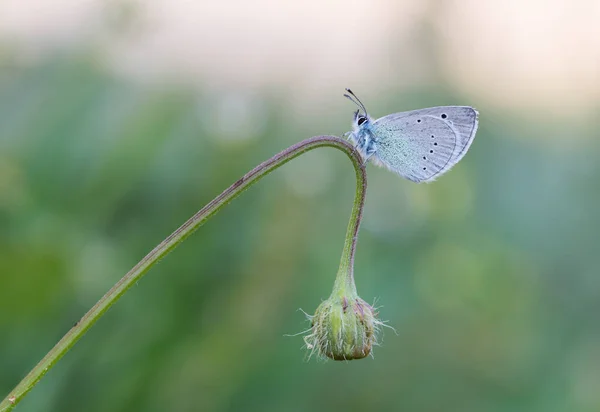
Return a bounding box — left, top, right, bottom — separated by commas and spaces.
1, 1, 600, 411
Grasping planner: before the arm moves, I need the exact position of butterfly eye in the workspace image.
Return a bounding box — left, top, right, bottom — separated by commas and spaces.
357, 116, 367, 126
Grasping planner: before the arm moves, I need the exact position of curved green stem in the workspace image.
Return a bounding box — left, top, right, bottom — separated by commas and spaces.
0, 135, 367, 411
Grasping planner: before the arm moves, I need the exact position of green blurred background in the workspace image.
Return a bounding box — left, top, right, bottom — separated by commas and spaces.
1, 1, 600, 411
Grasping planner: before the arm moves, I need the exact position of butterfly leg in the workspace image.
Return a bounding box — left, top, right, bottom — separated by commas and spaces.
361, 152, 374, 167
351, 141, 359, 156
342, 131, 361, 158
360, 139, 377, 166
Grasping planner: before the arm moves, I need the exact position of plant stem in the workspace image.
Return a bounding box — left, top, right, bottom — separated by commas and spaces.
0, 135, 367, 411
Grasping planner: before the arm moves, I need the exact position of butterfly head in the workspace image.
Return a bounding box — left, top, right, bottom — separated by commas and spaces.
345, 88, 372, 129
344, 89, 376, 160
352, 109, 371, 129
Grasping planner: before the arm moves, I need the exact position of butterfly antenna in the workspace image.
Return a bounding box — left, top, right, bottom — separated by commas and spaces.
345, 88, 368, 116
343, 93, 367, 116
344, 93, 360, 109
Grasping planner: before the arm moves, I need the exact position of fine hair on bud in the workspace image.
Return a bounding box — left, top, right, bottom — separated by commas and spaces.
303, 294, 386, 361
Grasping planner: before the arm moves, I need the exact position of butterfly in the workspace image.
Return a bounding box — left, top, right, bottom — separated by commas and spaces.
344, 89, 479, 183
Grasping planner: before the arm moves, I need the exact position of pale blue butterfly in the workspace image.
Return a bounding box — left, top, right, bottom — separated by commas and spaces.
344, 89, 479, 183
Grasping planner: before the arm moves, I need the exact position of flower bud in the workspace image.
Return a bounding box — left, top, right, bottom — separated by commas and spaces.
304, 293, 379, 360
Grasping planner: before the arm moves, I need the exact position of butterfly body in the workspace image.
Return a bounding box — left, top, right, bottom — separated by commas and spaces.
345, 90, 479, 183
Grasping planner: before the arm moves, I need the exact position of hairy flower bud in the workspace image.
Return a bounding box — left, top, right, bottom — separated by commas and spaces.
304, 292, 381, 360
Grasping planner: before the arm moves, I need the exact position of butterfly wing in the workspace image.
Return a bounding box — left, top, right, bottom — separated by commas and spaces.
371, 106, 478, 183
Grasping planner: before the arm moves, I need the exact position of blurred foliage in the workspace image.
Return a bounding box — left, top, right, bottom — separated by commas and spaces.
1, 50, 600, 412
